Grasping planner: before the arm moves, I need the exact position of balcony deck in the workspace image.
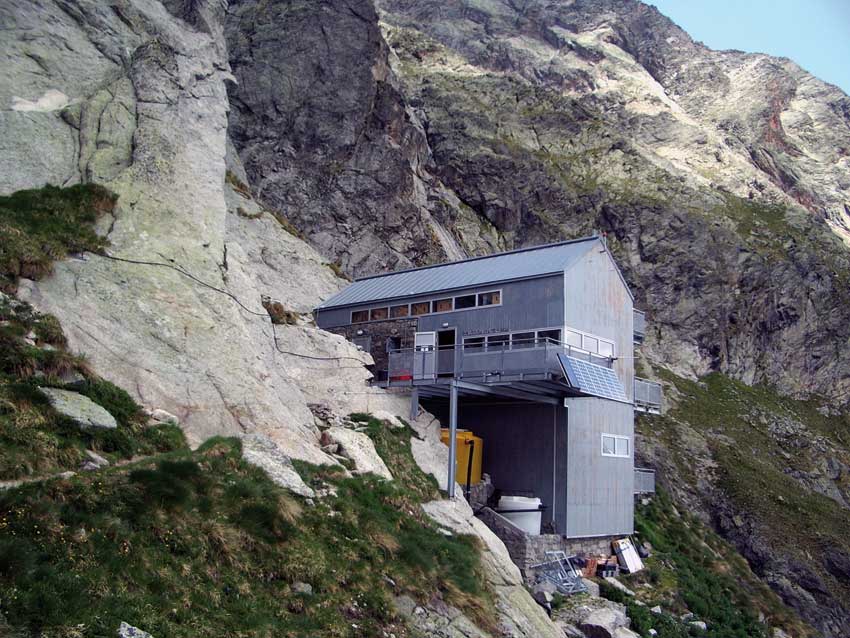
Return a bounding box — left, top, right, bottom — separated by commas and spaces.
375, 338, 663, 410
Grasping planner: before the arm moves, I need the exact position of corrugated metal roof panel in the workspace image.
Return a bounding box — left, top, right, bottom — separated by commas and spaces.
317, 237, 599, 309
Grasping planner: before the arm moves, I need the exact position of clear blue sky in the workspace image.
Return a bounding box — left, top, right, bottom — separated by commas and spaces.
649, 0, 850, 95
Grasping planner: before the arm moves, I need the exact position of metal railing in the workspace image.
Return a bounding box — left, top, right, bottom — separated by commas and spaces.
634, 377, 662, 413
386, 338, 613, 383
634, 468, 656, 494
633, 309, 646, 343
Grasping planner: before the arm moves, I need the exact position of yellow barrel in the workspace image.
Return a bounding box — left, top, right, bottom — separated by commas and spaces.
440, 429, 483, 485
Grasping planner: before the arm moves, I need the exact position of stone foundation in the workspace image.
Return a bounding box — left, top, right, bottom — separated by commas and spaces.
476, 507, 621, 574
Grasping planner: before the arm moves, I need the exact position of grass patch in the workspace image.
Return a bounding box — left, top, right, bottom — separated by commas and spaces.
0, 418, 498, 637
0, 184, 115, 292
0, 296, 185, 480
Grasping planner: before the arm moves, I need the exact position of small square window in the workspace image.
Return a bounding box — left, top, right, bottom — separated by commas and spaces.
454, 294, 476, 310
370, 307, 388, 321
583, 335, 598, 353
390, 304, 410, 318
565, 330, 583, 348
598, 340, 614, 357
351, 310, 369, 323
411, 301, 430, 316
433, 298, 453, 313
512, 332, 534, 349
602, 434, 630, 458
478, 291, 500, 306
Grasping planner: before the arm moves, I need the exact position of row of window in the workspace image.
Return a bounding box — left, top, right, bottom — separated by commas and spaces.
350, 290, 501, 324
601, 434, 630, 458
565, 328, 615, 358
463, 328, 562, 351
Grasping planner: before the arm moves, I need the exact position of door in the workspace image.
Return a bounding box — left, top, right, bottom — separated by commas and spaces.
413, 331, 436, 380
437, 329, 456, 377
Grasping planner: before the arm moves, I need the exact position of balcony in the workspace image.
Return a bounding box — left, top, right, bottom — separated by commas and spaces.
634, 468, 656, 494
634, 377, 662, 414
386, 338, 613, 386
633, 309, 646, 344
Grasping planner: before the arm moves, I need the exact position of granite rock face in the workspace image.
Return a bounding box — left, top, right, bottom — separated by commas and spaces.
0, 2, 558, 635
224, 0, 850, 405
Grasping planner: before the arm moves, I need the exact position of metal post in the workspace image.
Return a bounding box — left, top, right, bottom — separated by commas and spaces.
409, 388, 419, 421
448, 379, 458, 498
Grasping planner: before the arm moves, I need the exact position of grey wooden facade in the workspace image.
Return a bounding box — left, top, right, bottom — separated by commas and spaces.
314, 236, 657, 540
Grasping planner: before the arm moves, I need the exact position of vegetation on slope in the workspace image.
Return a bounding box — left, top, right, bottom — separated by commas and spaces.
0, 184, 115, 293
637, 369, 850, 633
0, 412, 496, 637
606, 490, 811, 638
0, 295, 184, 481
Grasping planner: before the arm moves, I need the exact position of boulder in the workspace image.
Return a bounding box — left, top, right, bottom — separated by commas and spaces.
117, 622, 152, 637
81, 449, 110, 471
578, 607, 629, 638
582, 578, 601, 597
292, 581, 313, 595
240, 434, 315, 498
689, 621, 707, 631
650, 606, 662, 615
40, 388, 117, 430
149, 409, 179, 425
323, 427, 392, 480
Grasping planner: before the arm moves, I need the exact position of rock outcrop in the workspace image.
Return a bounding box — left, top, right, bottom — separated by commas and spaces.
0, 1, 558, 635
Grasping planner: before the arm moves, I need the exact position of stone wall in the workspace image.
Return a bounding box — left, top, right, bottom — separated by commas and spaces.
477, 507, 618, 572
325, 318, 417, 376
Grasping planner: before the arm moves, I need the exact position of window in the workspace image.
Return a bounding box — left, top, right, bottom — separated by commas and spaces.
463, 336, 485, 351
478, 291, 501, 306
511, 332, 534, 349
601, 434, 630, 458
370, 307, 388, 321
486, 334, 509, 350
351, 310, 369, 323
454, 294, 476, 310
598, 340, 614, 358
565, 326, 615, 357
411, 301, 430, 316
433, 298, 453, 313
390, 304, 410, 318
537, 329, 561, 344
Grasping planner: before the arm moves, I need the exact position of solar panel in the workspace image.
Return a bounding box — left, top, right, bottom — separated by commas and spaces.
557, 354, 629, 403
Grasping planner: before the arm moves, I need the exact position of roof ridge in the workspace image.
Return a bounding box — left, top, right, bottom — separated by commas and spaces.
354, 235, 600, 282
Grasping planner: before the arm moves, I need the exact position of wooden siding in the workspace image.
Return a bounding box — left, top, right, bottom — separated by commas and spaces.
564, 397, 634, 538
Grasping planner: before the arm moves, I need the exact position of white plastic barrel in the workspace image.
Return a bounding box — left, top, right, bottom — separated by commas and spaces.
498, 496, 542, 535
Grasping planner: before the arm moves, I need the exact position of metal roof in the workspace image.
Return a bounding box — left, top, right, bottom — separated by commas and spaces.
317, 236, 600, 310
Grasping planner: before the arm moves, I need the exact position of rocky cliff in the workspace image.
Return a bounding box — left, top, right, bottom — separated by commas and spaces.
226, 0, 850, 405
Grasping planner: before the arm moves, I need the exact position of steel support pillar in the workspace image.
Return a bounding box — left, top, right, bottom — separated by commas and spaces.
448, 379, 458, 498
409, 388, 419, 421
